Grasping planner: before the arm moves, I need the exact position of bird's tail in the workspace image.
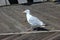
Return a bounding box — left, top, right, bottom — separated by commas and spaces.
41, 25, 45, 27
41, 23, 46, 27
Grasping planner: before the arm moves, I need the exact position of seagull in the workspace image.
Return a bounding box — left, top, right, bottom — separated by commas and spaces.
23, 9, 46, 31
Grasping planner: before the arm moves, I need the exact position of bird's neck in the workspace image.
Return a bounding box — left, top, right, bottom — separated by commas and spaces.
26, 12, 30, 15
26, 12, 31, 20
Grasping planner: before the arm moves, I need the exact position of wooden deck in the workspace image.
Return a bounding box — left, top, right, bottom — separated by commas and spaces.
0, 32, 60, 40
0, 2, 60, 33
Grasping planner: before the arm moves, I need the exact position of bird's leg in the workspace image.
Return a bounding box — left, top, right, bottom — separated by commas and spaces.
27, 27, 33, 32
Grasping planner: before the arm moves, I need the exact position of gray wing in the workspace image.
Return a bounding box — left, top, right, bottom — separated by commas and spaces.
28, 16, 43, 26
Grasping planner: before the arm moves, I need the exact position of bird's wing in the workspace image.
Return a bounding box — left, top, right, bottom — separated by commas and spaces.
28, 16, 44, 26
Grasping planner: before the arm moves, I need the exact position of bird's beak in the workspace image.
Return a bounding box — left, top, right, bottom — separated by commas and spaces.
22, 11, 25, 13
22, 12, 24, 13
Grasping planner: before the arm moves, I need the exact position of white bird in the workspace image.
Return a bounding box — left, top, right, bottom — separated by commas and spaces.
23, 9, 46, 30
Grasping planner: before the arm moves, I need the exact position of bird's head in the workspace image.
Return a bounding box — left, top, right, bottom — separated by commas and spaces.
23, 9, 30, 14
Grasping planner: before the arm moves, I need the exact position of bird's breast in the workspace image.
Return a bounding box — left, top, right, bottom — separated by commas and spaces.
26, 14, 32, 20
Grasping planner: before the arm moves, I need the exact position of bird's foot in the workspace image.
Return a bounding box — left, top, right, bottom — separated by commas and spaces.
27, 28, 33, 32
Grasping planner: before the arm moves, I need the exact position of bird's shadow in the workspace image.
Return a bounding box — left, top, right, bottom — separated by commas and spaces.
33, 27, 49, 31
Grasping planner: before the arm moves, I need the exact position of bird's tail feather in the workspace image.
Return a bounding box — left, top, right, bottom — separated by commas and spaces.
41, 25, 45, 27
